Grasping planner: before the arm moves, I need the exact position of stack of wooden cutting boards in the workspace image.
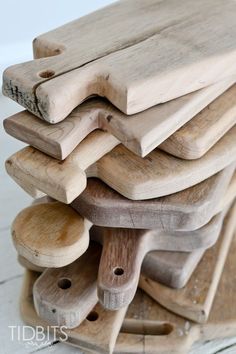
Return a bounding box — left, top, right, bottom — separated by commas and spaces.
2, 0, 236, 353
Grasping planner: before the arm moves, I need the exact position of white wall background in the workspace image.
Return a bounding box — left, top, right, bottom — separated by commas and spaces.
0, 0, 116, 76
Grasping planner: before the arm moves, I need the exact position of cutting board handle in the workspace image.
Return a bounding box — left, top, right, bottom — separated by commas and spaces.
97, 228, 147, 310
2, 56, 109, 124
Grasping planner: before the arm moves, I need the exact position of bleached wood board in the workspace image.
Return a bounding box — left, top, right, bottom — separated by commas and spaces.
12, 193, 228, 264
160, 85, 236, 159
20, 207, 236, 354
11, 201, 92, 268
31, 210, 229, 333
3, 80, 234, 159
30, 204, 235, 333
5, 126, 236, 203
33, 242, 128, 331
12, 197, 232, 310
3, 0, 236, 123
72, 167, 236, 231
18, 244, 204, 291
24, 270, 127, 354
95, 208, 229, 310
139, 204, 236, 323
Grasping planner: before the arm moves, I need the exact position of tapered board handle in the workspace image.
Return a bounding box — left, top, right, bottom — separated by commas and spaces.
97, 228, 148, 310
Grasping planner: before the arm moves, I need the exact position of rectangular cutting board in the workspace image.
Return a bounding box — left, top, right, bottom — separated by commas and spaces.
20, 205, 236, 354
5, 125, 236, 203
3, 80, 234, 159
3, 0, 236, 123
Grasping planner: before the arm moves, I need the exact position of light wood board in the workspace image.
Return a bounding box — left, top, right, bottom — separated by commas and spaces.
33, 242, 102, 329
11, 201, 92, 268
72, 166, 236, 231
3, 80, 234, 159
23, 205, 235, 332
3, 0, 236, 123
12, 198, 232, 311
160, 85, 236, 159
5, 125, 236, 203
18, 245, 204, 291
12, 195, 227, 269
94, 208, 229, 310
139, 203, 236, 323
20, 207, 236, 353
23, 270, 127, 354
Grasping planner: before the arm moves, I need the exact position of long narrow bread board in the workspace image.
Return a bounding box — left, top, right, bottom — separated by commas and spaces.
139, 203, 236, 323
3, 0, 236, 122
32, 206, 234, 328
3, 81, 235, 159
20, 207, 236, 354
5, 126, 236, 203
72, 167, 236, 230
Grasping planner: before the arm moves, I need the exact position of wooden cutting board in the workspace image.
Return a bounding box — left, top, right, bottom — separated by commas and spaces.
3, 0, 236, 123
32, 207, 234, 333
12, 193, 233, 311
3, 80, 234, 160
33, 242, 124, 330
95, 208, 228, 310
18, 244, 204, 291
11, 191, 228, 268
72, 167, 236, 231
139, 202, 236, 323
22, 270, 127, 354
11, 201, 92, 268
20, 208, 236, 354
23, 204, 235, 337
5, 125, 236, 203
161, 85, 236, 159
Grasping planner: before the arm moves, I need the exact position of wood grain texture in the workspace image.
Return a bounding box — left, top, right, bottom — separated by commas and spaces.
5, 126, 236, 203
33, 242, 101, 329
22, 270, 127, 354
11, 202, 92, 267
72, 166, 236, 231
11, 187, 230, 282
3, 80, 234, 160
12, 170, 236, 277
139, 204, 236, 323
20, 206, 236, 354
160, 85, 236, 159
3, 0, 236, 122
95, 208, 229, 310
18, 246, 204, 291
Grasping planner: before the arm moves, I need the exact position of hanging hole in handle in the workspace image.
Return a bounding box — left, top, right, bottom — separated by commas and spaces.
114, 267, 124, 276
86, 311, 99, 322
38, 70, 55, 79
57, 278, 72, 289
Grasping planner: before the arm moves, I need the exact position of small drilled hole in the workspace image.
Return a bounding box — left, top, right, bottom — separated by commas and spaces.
38, 70, 55, 78
52, 309, 56, 314
57, 278, 71, 289
114, 267, 124, 276
86, 311, 99, 322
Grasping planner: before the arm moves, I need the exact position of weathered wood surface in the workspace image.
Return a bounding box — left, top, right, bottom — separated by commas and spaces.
3, 0, 236, 122
5, 126, 236, 203
160, 85, 236, 159
20, 210, 236, 354
95, 205, 230, 310
72, 166, 236, 230
3, 80, 234, 159
140, 202, 236, 323
11, 201, 92, 267
33, 242, 101, 329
